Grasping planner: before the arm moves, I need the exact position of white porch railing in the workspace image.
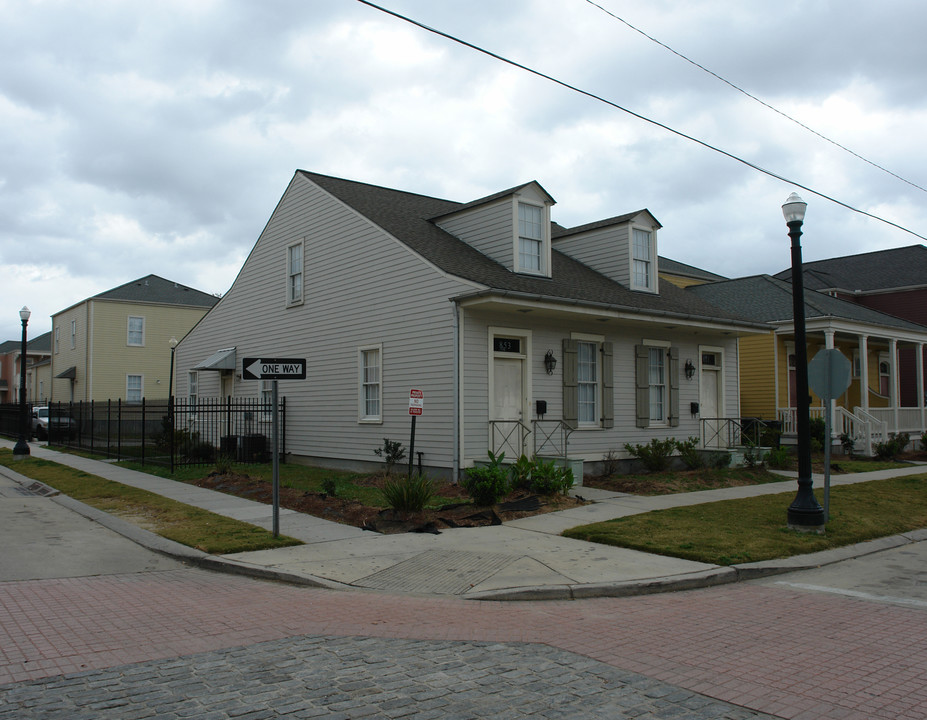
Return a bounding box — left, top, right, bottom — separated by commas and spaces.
776, 407, 826, 435
779, 405, 919, 456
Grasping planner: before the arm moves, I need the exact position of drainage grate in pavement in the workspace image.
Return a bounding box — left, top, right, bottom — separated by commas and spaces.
24, 481, 60, 497
356, 549, 515, 595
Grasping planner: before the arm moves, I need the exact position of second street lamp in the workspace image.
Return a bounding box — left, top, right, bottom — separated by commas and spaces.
782, 193, 825, 531
13, 306, 32, 459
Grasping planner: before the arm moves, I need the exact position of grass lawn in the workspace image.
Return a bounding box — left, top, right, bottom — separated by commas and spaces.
564, 474, 927, 565
0, 449, 302, 554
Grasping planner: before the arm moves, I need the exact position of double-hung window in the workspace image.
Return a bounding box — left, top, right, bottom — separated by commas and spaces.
632, 228, 655, 291
127, 316, 144, 346
70, 320, 77, 349
518, 203, 543, 273
188, 372, 198, 405
635, 342, 679, 427
563, 336, 613, 429
287, 241, 303, 305
577, 341, 598, 425
648, 346, 666, 422
359, 345, 382, 423
127, 374, 143, 403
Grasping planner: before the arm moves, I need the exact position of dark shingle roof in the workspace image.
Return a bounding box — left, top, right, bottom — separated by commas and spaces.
772, 245, 927, 292
299, 171, 756, 327
0, 331, 51, 355
658, 256, 727, 282
690, 275, 927, 333
93, 275, 220, 308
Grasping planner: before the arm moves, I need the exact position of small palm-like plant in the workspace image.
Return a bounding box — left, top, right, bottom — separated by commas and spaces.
381, 474, 435, 515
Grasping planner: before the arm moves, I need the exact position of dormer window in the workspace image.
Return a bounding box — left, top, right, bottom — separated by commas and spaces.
632, 228, 656, 291
518, 202, 544, 274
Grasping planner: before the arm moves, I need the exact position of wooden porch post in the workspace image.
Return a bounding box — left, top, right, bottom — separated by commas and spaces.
858, 334, 869, 414
824, 330, 836, 445
919, 342, 925, 434
890, 338, 899, 433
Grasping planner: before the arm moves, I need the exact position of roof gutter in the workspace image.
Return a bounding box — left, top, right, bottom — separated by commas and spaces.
452, 288, 770, 332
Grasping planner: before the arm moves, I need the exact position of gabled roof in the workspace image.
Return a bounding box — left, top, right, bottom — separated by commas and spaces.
0, 331, 51, 355
93, 274, 221, 307
772, 245, 927, 293
690, 275, 927, 333
298, 171, 757, 328
551, 210, 661, 239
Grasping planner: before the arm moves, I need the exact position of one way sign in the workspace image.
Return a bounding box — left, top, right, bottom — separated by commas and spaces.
242, 357, 306, 380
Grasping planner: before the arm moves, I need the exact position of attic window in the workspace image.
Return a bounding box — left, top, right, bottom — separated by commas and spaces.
632, 228, 656, 291
518, 203, 544, 274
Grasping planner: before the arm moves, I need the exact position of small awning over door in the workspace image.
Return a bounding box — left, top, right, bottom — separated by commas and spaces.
55, 366, 77, 379
193, 347, 236, 371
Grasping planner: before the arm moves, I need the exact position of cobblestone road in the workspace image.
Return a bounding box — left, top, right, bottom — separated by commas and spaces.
2, 568, 925, 719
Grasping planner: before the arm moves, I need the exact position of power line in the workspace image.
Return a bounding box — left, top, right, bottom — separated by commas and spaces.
584, 0, 927, 194
355, 0, 927, 243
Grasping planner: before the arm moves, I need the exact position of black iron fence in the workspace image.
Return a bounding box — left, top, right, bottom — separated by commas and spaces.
0, 403, 32, 440
0, 397, 285, 470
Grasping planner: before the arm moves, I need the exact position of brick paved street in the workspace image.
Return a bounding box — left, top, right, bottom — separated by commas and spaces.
2, 568, 925, 719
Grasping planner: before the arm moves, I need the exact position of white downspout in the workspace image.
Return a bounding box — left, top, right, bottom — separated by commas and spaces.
451, 300, 460, 483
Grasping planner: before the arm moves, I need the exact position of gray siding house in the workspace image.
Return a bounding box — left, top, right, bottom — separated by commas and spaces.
175, 171, 765, 478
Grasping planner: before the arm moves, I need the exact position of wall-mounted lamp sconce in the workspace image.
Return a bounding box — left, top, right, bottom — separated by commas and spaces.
544, 349, 557, 375
684, 359, 695, 380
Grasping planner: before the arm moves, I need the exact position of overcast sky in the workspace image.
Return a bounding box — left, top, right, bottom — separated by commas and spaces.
2, 0, 925, 342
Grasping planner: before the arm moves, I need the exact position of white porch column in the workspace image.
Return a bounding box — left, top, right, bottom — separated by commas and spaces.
824, 330, 836, 441
890, 338, 899, 433
858, 334, 869, 413
918, 342, 925, 433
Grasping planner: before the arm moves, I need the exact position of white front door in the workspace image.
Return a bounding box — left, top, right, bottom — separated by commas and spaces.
492, 356, 526, 457
700, 352, 723, 447
493, 358, 523, 421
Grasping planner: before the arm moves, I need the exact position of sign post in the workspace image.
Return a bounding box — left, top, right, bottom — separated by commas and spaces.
807, 348, 852, 521
242, 357, 307, 536
408, 389, 423, 478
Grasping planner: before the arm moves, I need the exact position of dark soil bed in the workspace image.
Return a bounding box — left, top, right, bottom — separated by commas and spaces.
191, 472, 587, 534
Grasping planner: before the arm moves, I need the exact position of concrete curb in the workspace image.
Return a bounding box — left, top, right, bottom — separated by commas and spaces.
4, 456, 926, 601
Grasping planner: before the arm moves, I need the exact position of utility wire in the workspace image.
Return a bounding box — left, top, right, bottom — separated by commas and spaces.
356, 0, 927, 242
584, 0, 927, 194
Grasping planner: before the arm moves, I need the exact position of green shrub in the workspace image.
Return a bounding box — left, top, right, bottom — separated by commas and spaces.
839, 432, 856, 456
875, 432, 910, 460
510, 454, 534, 490
463, 451, 509, 506
528, 459, 574, 495
321, 476, 338, 497
373, 438, 406, 474
675, 437, 704, 470
214, 453, 234, 475
381, 474, 435, 514
765, 446, 792, 469
809, 417, 827, 449
624, 438, 676, 472
921, 431, 927, 452
708, 451, 731, 469
741, 442, 766, 469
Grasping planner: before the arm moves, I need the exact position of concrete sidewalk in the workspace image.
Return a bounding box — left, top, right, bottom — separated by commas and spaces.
3, 439, 926, 600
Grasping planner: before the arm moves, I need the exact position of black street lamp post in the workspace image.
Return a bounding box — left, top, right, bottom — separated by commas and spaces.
13, 306, 32, 459
783, 193, 825, 531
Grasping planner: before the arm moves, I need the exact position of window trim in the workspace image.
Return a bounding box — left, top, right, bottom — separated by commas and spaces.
515, 201, 550, 277
635, 340, 679, 428
358, 344, 383, 424
287, 239, 304, 307
630, 226, 658, 293
127, 316, 145, 347
126, 374, 143, 403
188, 371, 198, 405
70, 320, 77, 349
563, 334, 613, 430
